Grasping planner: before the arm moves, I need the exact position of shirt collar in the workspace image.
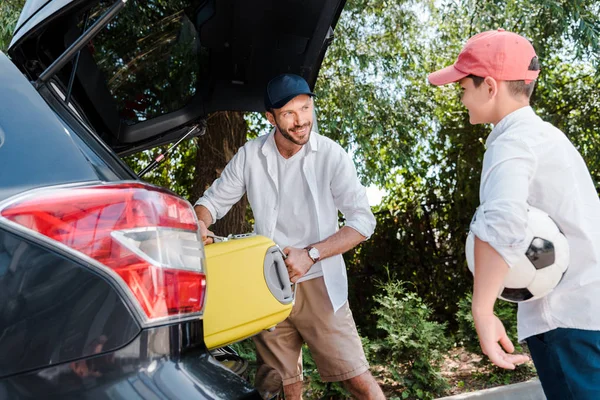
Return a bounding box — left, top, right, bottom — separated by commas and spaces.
486, 106, 536, 147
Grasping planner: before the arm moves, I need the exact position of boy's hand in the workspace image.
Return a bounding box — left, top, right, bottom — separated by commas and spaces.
474, 313, 530, 369
282, 247, 313, 283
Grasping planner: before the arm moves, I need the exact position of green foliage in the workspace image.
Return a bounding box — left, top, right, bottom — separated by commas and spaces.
229, 338, 257, 363
339, 0, 600, 341
124, 138, 197, 201
473, 362, 537, 389
369, 279, 450, 398
0, 0, 25, 53
346, 192, 477, 338
316, 0, 434, 188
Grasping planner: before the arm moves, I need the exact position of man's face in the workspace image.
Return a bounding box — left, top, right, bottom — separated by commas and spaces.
459, 77, 493, 125
267, 95, 314, 146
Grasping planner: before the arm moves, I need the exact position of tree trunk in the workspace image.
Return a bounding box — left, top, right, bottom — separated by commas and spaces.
192, 111, 251, 236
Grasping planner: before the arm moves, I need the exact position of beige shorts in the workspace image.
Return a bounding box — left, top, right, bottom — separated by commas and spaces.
252, 276, 369, 385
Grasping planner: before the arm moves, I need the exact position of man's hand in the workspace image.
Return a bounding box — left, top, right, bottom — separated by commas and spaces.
473, 313, 530, 369
198, 220, 215, 245
283, 247, 314, 283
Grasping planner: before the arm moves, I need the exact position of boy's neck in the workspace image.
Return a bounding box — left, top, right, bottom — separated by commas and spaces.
491, 98, 530, 126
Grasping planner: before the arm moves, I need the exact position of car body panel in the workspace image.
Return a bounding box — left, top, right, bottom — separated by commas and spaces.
0, 51, 100, 202
1, 0, 346, 395
10, 0, 76, 50
0, 226, 141, 379
0, 321, 261, 399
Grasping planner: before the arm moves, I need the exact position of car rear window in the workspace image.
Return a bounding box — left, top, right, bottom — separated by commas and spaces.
86, 0, 208, 125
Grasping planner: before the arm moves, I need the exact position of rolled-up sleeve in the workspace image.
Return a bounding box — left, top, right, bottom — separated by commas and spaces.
330, 149, 376, 239
470, 135, 537, 267
195, 146, 247, 224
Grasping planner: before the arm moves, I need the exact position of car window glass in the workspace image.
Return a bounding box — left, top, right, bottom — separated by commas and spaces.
86, 0, 208, 125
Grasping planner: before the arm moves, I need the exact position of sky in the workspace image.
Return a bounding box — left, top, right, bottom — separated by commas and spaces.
366, 185, 386, 206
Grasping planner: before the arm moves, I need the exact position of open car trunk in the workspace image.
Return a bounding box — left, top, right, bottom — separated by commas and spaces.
7, 0, 345, 355
9, 0, 345, 155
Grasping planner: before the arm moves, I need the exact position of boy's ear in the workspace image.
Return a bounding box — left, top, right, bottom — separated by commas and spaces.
484, 76, 499, 98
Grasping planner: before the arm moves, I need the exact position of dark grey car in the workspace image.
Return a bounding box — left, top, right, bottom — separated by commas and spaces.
0, 0, 344, 398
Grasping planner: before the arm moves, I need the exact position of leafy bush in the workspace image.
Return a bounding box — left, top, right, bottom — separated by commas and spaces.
369, 280, 451, 399
229, 338, 257, 362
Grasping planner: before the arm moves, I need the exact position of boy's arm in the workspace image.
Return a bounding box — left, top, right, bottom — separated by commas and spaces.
470, 134, 537, 369
472, 237, 530, 369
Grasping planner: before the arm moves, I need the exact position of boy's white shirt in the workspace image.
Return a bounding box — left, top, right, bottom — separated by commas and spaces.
470, 106, 600, 341
195, 129, 376, 313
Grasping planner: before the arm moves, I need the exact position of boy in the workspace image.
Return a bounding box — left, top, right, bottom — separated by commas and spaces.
429, 29, 600, 398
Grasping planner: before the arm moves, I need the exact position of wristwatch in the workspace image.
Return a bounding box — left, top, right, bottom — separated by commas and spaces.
305, 246, 321, 263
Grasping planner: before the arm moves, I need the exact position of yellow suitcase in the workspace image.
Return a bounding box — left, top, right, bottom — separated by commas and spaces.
202, 235, 294, 350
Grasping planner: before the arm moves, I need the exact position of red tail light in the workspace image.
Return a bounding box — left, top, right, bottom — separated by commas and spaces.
0, 182, 206, 325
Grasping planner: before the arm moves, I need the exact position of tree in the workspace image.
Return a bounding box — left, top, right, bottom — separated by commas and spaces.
191, 111, 252, 236
317, 0, 600, 333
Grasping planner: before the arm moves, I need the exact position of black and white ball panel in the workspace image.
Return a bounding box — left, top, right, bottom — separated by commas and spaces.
500, 287, 534, 302
526, 237, 555, 269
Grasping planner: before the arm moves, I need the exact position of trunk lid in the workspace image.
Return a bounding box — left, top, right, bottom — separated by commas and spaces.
9, 0, 344, 155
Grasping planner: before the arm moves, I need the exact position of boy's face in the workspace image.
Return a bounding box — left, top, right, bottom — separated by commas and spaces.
458, 77, 494, 125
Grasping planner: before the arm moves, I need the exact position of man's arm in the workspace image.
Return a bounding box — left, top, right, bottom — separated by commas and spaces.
284, 226, 365, 283
195, 205, 214, 245
194, 146, 247, 245
472, 237, 529, 369
311, 226, 366, 260
284, 145, 374, 282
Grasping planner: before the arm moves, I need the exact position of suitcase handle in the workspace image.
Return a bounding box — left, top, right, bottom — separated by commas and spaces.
264, 246, 294, 304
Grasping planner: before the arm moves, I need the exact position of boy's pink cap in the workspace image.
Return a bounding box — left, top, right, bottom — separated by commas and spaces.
428, 29, 540, 86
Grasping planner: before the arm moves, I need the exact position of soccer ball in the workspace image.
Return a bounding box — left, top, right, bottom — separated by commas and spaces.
465, 206, 570, 303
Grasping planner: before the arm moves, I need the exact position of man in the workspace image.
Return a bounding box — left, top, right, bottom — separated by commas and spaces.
195, 73, 384, 399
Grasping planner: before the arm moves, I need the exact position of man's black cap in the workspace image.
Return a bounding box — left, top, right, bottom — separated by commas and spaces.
264, 73, 316, 111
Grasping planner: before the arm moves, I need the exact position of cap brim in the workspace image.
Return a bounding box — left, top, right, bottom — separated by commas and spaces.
428, 65, 469, 86
269, 91, 316, 109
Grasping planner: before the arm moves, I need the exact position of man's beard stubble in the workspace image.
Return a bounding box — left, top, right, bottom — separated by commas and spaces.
276, 120, 312, 146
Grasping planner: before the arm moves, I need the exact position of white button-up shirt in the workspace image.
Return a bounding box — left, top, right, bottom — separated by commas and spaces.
195, 130, 376, 313
470, 106, 600, 341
